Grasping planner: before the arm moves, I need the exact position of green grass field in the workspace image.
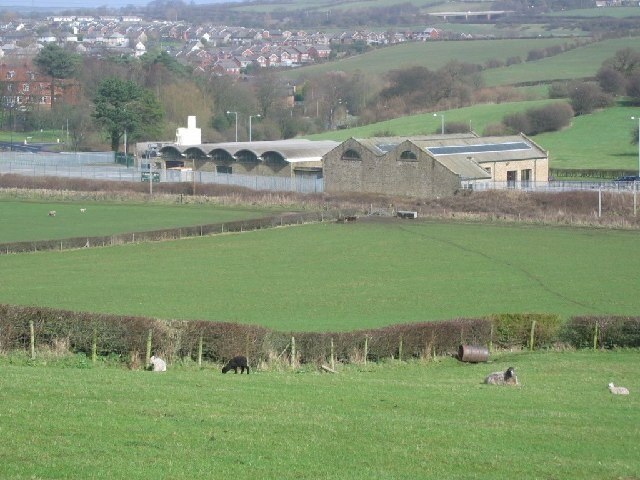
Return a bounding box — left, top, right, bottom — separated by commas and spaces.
0, 199, 279, 243
305, 99, 557, 141
482, 37, 640, 87
536, 105, 638, 170
0, 350, 638, 479
282, 38, 570, 80
1, 219, 638, 331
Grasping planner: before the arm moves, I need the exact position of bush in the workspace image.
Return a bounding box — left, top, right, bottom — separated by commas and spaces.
441, 121, 471, 134
491, 313, 562, 349
503, 111, 531, 134
503, 102, 573, 135
526, 102, 574, 135
482, 122, 508, 136
562, 316, 640, 349
548, 82, 570, 99
569, 82, 613, 116
596, 66, 627, 95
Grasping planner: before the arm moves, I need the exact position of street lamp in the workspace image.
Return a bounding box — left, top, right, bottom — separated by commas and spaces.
226, 111, 238, 142
632, 116, 640, 177
249, 114, 261, 142
434, 113, 444, 135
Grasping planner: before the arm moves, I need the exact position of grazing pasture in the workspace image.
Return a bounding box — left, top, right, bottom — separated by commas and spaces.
282, 38, 569, 79
482, 37, 640, 87
0, 199, 279, 243
0, 350, 638, 479
0, 219, 638, 331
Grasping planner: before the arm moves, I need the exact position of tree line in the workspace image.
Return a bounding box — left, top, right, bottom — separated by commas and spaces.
7, 42, 640, 152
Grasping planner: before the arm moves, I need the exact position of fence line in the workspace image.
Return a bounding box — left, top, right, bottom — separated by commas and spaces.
0, 210, 356, 255
1, 154, 638, 195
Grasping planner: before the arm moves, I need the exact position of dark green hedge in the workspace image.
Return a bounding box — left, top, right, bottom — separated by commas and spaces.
1, 305, 639, 368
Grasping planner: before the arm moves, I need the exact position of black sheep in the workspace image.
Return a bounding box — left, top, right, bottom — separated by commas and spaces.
222, 355, 250, 374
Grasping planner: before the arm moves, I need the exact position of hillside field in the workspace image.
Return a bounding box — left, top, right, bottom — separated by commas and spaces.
0, 218, 638, 331
0, 199, 280, 243
282, 38, 569, 80
0, 350, 638, 479
305, 101, 639, 172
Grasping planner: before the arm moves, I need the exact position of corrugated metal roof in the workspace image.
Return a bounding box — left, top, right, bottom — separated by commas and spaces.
169, 139, 339, 164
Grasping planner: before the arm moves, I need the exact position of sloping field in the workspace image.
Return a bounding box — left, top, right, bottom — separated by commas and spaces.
305, 99, 556, 141
282, 38, 569, 79
1, 350, 638, 479
0, 199, 279, 243
535, 105, 638, 170
0, 220, 638, 331
482, 37, 639, 86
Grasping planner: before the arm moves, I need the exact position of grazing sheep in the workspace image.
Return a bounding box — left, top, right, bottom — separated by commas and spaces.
222, 355, 249, 374
48, 210, 56, 217
80, 208, 86, 213
608, 383, 629, 395
484, 367, 518, 385
149, 355, 167, 372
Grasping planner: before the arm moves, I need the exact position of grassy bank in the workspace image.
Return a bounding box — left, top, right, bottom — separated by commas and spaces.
0, 350, 637, 479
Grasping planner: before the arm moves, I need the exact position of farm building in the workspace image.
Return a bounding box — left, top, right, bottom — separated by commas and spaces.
138, 139, 338, 183
322, 134, 548, 197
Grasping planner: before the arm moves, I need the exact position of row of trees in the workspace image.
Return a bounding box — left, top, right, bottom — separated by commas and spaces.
10, 41, 640, 153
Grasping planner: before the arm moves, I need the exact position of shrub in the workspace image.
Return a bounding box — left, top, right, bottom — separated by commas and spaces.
482, 122, 508, 136
526, 102, 574, 135
562, 316, 640, 349
491, 313, 562, 349
596, 66, 627, 95
503, 111, 531, 134
505, 56, 522, 66
548, 82, 570, 99
569, 82, 613, 116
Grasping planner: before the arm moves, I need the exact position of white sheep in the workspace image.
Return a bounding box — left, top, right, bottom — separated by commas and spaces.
484, 366, 518, 386
48, 210, 56, 217
608, 383, 629, 395
80, 208, 86, 213
149, 355, 167, 372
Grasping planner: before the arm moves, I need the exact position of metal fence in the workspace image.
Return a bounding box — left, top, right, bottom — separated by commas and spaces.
2, 152, 638, 195
468, 180, 640, 193
0, 155, 324, 193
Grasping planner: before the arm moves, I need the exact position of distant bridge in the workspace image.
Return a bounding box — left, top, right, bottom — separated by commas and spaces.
427, 10, 514, 20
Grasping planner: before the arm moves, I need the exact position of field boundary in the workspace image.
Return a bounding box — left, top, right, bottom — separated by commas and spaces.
0, 209, 359, 255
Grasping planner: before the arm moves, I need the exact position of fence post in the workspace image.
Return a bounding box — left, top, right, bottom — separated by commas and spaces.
198, 334, 203, 367
91, 326, 97, 363
489, 323, 494, 353
398, 336, 403, 361
593, 322, 599, 351
364, 336, 368, 365
529, 320, 537, 351
330, 337, 335, 370
290, 336, 296, 368
145, 329, 153, 365
29, 320, 35, 360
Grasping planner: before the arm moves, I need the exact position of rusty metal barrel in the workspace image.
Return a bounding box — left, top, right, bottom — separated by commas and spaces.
458, 344, 489, 363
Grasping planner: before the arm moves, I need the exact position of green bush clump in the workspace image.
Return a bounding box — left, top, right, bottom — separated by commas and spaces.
490, 313, 562, 349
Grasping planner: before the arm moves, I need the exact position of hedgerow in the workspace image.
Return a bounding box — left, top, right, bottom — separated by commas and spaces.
1, 304, 637, 368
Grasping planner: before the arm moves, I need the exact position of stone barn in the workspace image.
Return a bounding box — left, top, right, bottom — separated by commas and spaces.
322, 134, 549, 197
322, 135, 491, 198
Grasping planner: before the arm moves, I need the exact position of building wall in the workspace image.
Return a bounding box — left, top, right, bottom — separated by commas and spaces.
195, 159, 293, 177
323, 140, 461, 198
480, 157, 548, 183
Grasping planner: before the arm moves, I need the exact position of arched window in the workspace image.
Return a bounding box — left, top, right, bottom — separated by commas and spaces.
400, 150, 417, 160
341, 149, 361, 161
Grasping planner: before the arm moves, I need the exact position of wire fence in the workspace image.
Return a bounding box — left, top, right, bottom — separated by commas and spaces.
1, 152, 638, 195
